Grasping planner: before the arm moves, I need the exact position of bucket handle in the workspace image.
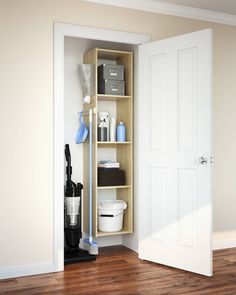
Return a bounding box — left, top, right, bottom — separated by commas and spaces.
99, 212, 123, 218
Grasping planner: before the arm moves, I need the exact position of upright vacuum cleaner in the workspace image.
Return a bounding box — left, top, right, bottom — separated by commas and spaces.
64, 144, 96, 264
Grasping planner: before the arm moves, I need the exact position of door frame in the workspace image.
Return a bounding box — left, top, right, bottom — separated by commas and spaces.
53, 22, 151, 271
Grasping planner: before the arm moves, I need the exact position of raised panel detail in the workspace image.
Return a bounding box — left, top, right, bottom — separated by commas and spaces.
177, 168, 197, 248
177, 48, 197, 153
148, 54, 166, 153
149, 167, 166, 241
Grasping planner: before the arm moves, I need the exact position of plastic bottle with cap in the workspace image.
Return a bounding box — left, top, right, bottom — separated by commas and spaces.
116, 122, 126, 142
110, 117, 116, 142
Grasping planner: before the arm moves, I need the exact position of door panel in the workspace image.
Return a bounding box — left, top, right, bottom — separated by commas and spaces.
138, 29, 212, 276
177, 47, 197, 153
177, 168, 197, 248
149, 167, 166, 241
149, 53, 166, 153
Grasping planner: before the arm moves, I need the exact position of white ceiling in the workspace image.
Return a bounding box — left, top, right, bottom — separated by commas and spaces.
156, 0, 236, 15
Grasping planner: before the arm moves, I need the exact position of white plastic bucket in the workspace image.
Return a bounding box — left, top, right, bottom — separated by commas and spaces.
98, 200, 127, 232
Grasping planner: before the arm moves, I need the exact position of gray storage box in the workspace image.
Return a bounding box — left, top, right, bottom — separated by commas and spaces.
98, 79, 125, 96
98, 64, 124, 81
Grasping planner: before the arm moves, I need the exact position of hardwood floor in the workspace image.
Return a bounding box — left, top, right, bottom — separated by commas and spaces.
0, 246, 236, 295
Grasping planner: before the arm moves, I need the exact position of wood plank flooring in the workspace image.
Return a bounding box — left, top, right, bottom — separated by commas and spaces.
0, 246, 236, 295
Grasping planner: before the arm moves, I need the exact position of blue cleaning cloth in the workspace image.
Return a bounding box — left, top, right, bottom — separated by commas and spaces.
75, 112, 88, 144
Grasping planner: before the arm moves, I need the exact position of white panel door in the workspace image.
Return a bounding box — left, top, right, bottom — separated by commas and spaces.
138, 29, 212, 276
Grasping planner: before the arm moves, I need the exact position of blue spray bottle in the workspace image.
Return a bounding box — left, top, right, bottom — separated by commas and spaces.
117, 122, 126, 142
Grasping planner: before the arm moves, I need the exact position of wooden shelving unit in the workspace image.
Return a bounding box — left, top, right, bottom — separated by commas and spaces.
83, 48, 133, 238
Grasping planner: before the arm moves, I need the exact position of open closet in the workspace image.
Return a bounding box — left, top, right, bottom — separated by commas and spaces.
55, 23, 212, 277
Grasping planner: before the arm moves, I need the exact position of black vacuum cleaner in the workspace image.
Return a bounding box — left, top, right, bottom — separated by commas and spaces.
64, 144, 96, 264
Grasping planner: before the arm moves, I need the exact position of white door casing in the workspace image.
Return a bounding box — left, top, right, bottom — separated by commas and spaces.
53, 22, 151, 272
138, 29, 212, 276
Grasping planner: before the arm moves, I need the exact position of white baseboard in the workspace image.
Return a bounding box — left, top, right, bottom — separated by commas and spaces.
0, 263, 54, 280
1, 233, 235, 280
213, 238, 236, 250
213, 231, 236, 250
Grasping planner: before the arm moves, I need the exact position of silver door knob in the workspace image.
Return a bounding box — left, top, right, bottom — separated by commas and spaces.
199, 156, 208, 165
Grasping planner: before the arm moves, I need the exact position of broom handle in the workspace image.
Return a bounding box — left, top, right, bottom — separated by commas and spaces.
89, 109, 93, 243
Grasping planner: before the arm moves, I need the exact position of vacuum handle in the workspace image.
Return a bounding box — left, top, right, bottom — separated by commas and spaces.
65, 144, 71, 165
65, 144, 72, 187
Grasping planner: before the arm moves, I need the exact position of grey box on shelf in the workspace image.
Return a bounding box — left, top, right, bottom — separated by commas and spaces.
98, 64, 124, 81
98, 79, 125, 96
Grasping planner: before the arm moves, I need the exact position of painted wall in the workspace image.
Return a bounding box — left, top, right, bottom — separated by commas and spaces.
0, 0, 236, 269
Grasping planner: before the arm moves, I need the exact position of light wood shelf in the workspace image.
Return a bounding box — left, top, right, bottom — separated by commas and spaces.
83, 47, 133, 238
97, 185, 131, 190
97, 141, 131, 148
97, 141, 131, 144
97, 94, 131, 101
97, 48, 133, 60
97, 229, 132, 237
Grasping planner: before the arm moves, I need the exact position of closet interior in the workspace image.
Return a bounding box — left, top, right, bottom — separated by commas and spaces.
64, 37, 137, 250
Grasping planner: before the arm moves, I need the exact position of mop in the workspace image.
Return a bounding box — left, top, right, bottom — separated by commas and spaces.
78, 64, 95, 104
78, 64, 98, 255
83, 108, 99, 255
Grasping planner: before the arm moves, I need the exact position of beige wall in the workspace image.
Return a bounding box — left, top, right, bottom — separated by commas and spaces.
0, 0, 235, 268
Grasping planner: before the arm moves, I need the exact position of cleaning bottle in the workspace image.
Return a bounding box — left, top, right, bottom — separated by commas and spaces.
117, 122, 126, 142
110, 117, 116, 142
